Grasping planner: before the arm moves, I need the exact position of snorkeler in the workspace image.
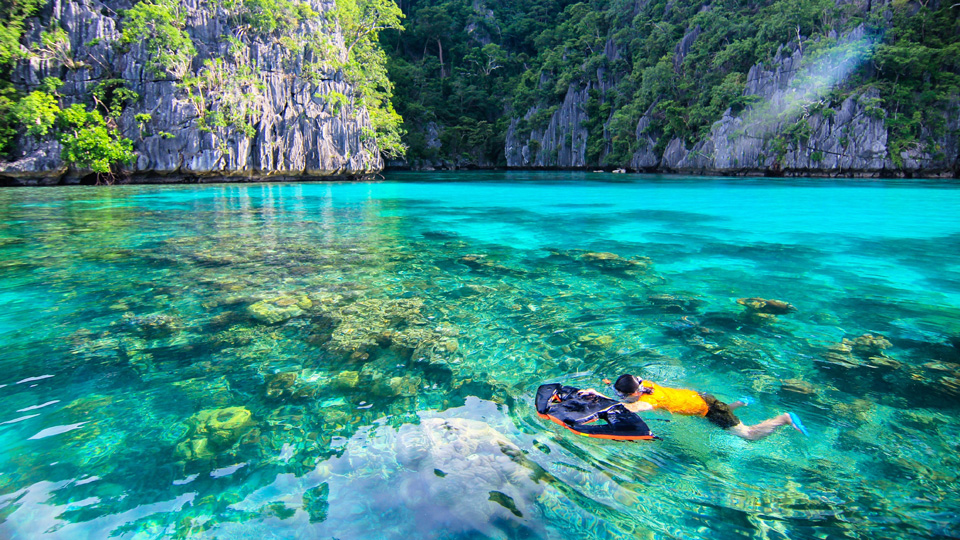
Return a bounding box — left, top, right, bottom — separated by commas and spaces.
579, 374, 808, 441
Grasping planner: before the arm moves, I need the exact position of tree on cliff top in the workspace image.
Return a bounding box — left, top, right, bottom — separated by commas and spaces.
334, 0, 407, 159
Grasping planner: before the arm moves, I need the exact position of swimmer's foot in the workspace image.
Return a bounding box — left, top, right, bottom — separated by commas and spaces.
787, 412, 809, 436
729, 396, 753, 410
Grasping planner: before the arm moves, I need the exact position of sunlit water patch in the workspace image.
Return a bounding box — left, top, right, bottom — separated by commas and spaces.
1, 172, 958, 539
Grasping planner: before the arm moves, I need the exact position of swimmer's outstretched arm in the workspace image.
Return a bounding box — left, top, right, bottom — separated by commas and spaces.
579, 389, 655, 413
622, 400, 654, 413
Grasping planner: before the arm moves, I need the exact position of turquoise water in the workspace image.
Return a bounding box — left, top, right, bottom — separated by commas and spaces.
1, 171, 958, 539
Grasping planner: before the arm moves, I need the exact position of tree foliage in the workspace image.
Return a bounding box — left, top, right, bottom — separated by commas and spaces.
872, 0, 960, 164
13, 90, 60, 138
0, 0, 47, 154
121, 0, 197, 77
333, 0, 407, 158
385, 0, 960, 168
0, 0, 46, 66
57, 103, 136, 175
6, 89, 136, 176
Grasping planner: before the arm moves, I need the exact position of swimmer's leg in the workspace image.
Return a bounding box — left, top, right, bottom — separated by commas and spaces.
728, 413, 795, 441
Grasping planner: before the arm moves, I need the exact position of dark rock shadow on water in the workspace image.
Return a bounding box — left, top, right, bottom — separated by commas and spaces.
888, 336, 960, 364
922, 275, 960, 295
617, 208, 728, 225
686, 499, 764, 537
532, 212, 629, 236
848, 233, 960, 266
421, 229, 463, 240
819, 267, 916, 300
375, 198, 444, 212
626, 242, 700, 266
698, 242, 826, 270
626, 296, 703, 319
814, 357, 960, 410
644, 231, 728, 249
824, 295, 929, 331
420, 206, 547, 227
547, 202, 616, 209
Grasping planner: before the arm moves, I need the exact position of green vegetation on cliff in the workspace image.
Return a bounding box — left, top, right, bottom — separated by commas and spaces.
3, 0, 957, 175
1, 0, 407, 176
384, 0, 960, 168
0, 0, 46, 155
333, 0, 407, 158
1, 0, 137, 180
874, 0, 960, 166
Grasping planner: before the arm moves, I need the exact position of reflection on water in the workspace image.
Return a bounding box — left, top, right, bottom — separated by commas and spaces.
0, 172, 959, 540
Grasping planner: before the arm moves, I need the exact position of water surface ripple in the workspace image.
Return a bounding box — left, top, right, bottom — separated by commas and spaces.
1, 171, 958, 539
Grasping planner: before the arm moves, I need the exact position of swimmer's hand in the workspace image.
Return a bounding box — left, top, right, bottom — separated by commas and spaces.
578, 388, 607, 399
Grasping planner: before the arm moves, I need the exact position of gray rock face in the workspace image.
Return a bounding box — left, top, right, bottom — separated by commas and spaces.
673, 25, 701, 72
1, 0, 382, 185
658, 27, 933, 176
629, 104, 660, 170
506, 25, 959, 177
505, 84, 590, 168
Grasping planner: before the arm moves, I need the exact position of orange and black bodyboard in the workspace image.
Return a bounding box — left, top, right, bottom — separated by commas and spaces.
535, 383, 655, 441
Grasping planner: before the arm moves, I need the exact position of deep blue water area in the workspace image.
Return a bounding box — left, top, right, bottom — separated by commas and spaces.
1, 171, 958, 539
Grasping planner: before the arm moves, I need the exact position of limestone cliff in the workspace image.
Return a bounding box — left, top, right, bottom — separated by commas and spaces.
504, 38, 622, 169
656, 27, 958, 177
505, 26, 959, 177
1, 0, 382, 185
504, 84, 590, 168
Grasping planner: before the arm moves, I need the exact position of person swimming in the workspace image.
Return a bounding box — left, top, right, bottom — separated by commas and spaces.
579, 374, 808, 441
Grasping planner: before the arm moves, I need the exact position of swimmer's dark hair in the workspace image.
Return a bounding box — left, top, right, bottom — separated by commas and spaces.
615, 374, 641, 396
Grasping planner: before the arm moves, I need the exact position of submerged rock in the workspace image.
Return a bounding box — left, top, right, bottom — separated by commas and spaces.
547, 248, 651, 274
648, 294, 702, 313
579, 251, 650, 271
458, 254, 524, 275
248, 295, 313, 324
371, 374, 422, 398
737, 297, 797, 315
175, 407, 254, 462
780, 379, 817, 395
846, 334, 893, 358
333, 370, 360, 389
265, 371, 299, 399
737, 297, 797, 324
822, 333, 896, 369
577, 333, 615, 349
122, 312, 183, 339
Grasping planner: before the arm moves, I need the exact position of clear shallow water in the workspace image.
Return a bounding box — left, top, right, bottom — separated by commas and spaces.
0, 171, 958, 540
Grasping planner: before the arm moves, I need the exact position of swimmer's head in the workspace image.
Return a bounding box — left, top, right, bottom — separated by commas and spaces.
615, 374, 653, 397
615, 374, 641, 396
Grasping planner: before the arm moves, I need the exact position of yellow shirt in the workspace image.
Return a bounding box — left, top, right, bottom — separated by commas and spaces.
636, 381, 709, 416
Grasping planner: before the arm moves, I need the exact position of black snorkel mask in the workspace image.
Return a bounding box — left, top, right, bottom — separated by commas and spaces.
616, 376, 653, 398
